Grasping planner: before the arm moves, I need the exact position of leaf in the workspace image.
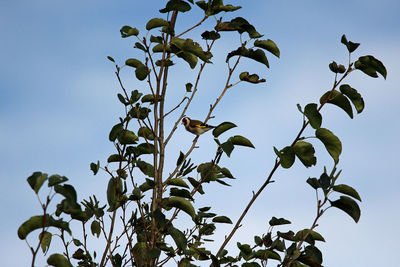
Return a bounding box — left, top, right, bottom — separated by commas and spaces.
109, 123, 123, 142
212, 122, 237, 137
295, 229, 325, 243
171, 37, 212, 63
167, 178, 189, 189
239, 72, 266, 84
341, 34, 360, 53
137, 159, 155, 177
118, 130, 139, 145
212, 216, 233, 224
39, 231, 52, 253
333, 184, 362, 201
220, 140, 234, 157
107, 56, 115, 62
47, 253, 73, 267
201, 30, 221, 40
318, 173, 331, 190
120, 25, 139, 38
90, 161, 100, 175
48, 174, 68, 187
107, 154, 126, 163
18, 215, 71, 240
254, 39, 280, 58
176, 151, 185, 166
185, 83, 193, 92
146, 18, 169, 31
196, 1, 241, 16
355, 55, 387, 79
139, 179, 155, 192
134, 42, 146, 52
330, 196, 361, 222
269, 216, 291, 226
170, 188, 193, 200
293, 141, 316, 167
91, 220, 101, 238
237, 242, 252, 255
160, 0, 191, 13
304, 103, 322, 129
229, 135, 255, 148
27, 172, 48, 194
306, 177, 320, 190
220, 167, 234, 178
167, 225, 187, 250
339, 84, 365, 113
138, 127, 154, 140
274, 146, 295, 169
135, 65, 148, 81
165, 197, 195, 220
106, 178, 123, 210
187, 178, 204, 194
216, 17, 262, 38
227, 47, 269, 68
253, 249, 281, 261
320, 90, 353, 119
315, 128, 342, 164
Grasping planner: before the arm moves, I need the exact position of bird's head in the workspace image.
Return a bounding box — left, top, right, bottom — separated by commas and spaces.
182, 117, 190, 126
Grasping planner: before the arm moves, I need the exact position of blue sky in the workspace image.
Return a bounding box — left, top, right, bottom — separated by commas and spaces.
1, 0, 399, 266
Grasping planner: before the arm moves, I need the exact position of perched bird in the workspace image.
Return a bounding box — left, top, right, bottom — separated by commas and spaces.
182, 117, 215, 136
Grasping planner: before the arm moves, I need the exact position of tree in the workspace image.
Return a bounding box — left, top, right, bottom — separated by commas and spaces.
18, 1, 386, 266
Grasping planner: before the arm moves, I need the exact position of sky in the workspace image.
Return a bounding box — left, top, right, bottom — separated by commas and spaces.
1, 0, 399, 266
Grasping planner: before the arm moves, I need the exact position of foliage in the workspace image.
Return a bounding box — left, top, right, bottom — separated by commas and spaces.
18, 1, 386, 267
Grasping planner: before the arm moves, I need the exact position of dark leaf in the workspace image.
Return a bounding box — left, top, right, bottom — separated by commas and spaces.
27, 172, 48, 194
90, 161, 100, 176
177, 151, 185, 166
170, 188, 193, 200
355, 55, 387, 79
90, 220, 101, 238
47, 253, 73, 267
48, 174, 68, 187
293, 141, 316, 167
201, 30, 221, 40
160, 0, 191, 13
333, 184, 362, 201
171, 37, 212, 63
137, 159, 155, 177
229, 135, 255, 148
216, 17, 262, 38
138, 127, 155, 140
118, 130, 139, 145
212, 216, 233, 224
220, 140, 234, 157
295, 229, 325, 244
304, 103, 322, 129
254, 39, 280, 58
109, 123, 124, 142
227, 47, 269, 68
167, 225, 187, 250
339, 84, 365, 113
330, 196, 361, 222
212, 122, 237, 138
185, 82, 193, 92
196, 1, 241, 16
146, 18, 169, 31
269, 216, 291, 226
107, 56, 115, 62
341, 34, 360, 53
239, 72, 266, 84
318, 173, 331, 190
253, 249, 281, 261
274, 146, 295, 169
164, 197, 195, 219
306, 177, 320, 190
39, 231, 52, 253
18, 215, 71, 240
120, 26, 139, 38
315, 128, 342, 164
134, 42, 146, 52
320, 90, 353, 118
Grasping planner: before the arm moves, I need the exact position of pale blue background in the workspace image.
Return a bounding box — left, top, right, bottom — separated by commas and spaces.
1, 1, 399, 266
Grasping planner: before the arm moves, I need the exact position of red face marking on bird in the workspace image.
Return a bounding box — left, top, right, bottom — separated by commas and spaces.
182, 117, 189, 126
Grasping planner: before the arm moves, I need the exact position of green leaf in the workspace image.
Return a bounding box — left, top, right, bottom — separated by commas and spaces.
170, 188, 193, 200
27, 172, 48, 194
138, 127, 154, 140
304, 103, 322, 129
134, 42, 146, 52
196, 1, 241, 16
167, 178, 189, 189
269, 216, 291, 226
320, 90, 353, 119
160, 0, 191, 13
146, 18, 169, 31
176, 151, 185, 166
167, 225, 187, 250
185, 83, 193, 92
120, 26, 139, 38
306, 177, 320, 190
318, 173, 331, 190
212, 122, 237, 137
165, 197, 195, 220
229, 135, 255, 148
109, 123, 123, 142
90, 220, 101, 238
54, 184, 77, 202
137, 160, 155, 177
187, 177, 204, 194
18, 215, 71, 240
39, 231, 52, 253
106, 178, 123, 210
253, 249, 282, 261
295, 229, 325, 244
330, 196, 361, 222
118, 130, 139, 145
315, 128, 342, 164
220, 140, 234, 157
239, 72, 266, 84
90, 161, 100, 175
47, 253, 73, 267
293, 141, 316, 167
254, 39, 280, 58
201, 30, 221, 40
135, 65, 148, 81
341, 34, 360, 53
242, 263, 261, 267
329, 61, 339, 73
227, 47, 269, 68
339, 84, 365, 114
220, 167, 234, 178
107, 56, 115, 63
212, 216, 233, 224
48, 174, 68, 187
237, 242, 252, 255
301, 245, 323, 266
355, 55, 387, 79
132, 242, 147, 266
216, 17, 262, 38
139, 178, 156, 192
333, 184, 362, 201
171, 37, 212, 63
274, 146, 295, 169
107, 154, 126, 163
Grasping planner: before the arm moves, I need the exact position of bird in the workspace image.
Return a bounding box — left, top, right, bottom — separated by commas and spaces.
182, 117, 215, 135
